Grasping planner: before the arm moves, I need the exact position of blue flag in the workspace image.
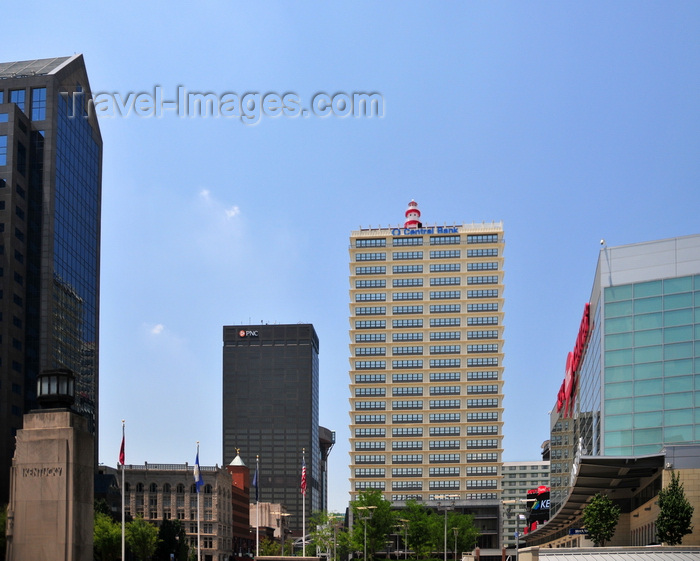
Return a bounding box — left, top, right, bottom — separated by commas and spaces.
194, 449, 204, 493
252, 464, 259, 502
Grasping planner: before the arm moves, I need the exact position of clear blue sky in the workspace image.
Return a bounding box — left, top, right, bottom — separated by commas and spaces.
5, 2, 700, 512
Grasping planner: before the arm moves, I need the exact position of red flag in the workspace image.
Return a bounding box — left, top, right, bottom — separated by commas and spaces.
300, 459, 307, 496
119, 434, 125, 466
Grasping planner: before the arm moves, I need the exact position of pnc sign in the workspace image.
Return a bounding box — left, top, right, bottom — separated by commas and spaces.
556, 303, 591, 417
238, 329, 259, 338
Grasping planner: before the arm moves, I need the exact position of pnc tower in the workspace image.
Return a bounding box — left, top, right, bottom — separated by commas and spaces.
348, 201, 505, 550
0, 55, 102, 504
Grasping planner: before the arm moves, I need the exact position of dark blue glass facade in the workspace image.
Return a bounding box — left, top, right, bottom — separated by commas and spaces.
53, 93, 101, 429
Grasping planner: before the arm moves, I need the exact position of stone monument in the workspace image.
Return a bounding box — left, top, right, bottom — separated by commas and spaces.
5, 368, 95, 561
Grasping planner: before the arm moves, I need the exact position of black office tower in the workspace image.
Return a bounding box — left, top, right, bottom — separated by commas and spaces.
0, 55, 102, 503
223, 324, 321, 535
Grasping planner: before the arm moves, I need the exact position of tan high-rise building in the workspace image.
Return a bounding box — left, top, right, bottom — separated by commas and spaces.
348, 201, 505, 550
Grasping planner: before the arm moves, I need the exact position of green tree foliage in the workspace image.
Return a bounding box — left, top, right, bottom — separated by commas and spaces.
309, 510, 347, 559
94, 511, 122, 561
351, 489, 396, 561
581, 493, 621, 547
656, 470, 694, 545
259, 537, 279, 556
126, 516, 160, 561
400, 500, 478, 559
155, 518, 189, 561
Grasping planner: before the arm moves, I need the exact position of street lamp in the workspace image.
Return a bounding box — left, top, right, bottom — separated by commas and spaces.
452, 528, 459, 561
435, 495, 458, 561
356, 505, 377, 561
398, 518, 409, 560
272, 511, 291, 555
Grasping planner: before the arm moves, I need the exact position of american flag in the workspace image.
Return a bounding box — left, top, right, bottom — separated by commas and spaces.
300, 459, 307, 496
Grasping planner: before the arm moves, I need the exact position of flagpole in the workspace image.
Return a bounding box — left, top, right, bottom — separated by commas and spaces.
256, 455, 260, 558
120, 420, 125, 561
196, 442, 201, 561
302, 448, 306, 557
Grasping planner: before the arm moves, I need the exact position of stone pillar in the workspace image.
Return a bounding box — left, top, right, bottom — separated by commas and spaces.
6, 407, 94, 561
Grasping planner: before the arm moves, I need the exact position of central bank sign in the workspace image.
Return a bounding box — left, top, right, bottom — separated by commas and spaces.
391, 226, 459, 236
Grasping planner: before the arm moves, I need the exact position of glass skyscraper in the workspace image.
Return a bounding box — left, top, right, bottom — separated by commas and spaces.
548, 234, 700, 522
0, 55, 102, 503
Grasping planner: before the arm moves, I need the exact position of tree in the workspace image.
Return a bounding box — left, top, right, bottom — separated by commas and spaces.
400, 499, 479, 559
126, 516, 160, 561
309, 510, 346, 559
155, 519, 189, 561
656, 470, 694, 545
351, 489, 395, 561
581, 493, 621, 546
94, 511, 122, 561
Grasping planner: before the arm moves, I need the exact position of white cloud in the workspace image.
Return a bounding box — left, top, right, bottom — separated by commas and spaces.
225, 205, 240, 218
150, 323, 165, 335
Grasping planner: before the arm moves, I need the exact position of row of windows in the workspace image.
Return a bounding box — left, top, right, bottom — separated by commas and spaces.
353, 234, 499, 247
356, 412, 490, 424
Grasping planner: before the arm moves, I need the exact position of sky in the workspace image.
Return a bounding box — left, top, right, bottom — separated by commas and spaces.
4, 2, 700, 513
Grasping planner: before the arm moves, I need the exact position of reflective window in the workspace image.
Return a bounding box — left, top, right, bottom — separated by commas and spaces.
10, 89, 26, 112
31, 87, 47, 120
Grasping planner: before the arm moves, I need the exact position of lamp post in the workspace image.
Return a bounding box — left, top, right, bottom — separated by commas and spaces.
272, 511, 291, 555
452, 528, 459, 561
435, 495, 458, 561
356, 505, 376, 561
398, 519, 409, 560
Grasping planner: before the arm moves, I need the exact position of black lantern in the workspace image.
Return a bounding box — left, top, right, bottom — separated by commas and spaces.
36, 368, 75, 409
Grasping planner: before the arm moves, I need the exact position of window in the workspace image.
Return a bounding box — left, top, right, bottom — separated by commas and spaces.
468, 276, 499, 285
393, 237, 423, 246
467, 248, 498, 257
356, 306, 386, 315
393, 265, 423, 274
393, 278, 423, 287
355, 415, 386, 424
468, 262, 498, 271
430, 386, 460, 395
467, 371, 498, 381
356, 279, 386, 288
393, 291, 423, 301
430, 250, 460, 259
468, 344, 498, 353
355, 347, 386, 356
429, 413, 460, 422
393, 332, 423, 341
467, 290, 498, 298
467, 234, 498, 244
355, 360, 386, 369
468, 316, 498, 325
356, 252, 386, 261
392, 387, 423, 396
468, 330, 498, 339
356, 266, 386, 275
431, 277, 461, 286
393, 319, 423, 328
392, 441, 423, 450
393, 305, 423, 314
356, 293, 386, 301
393, 359, 423, 368
430, 304, 461, 313
392, 373, 423, 382
430, 399, 460, 408
355, 387, 386, 396
431, 263, 461, 272
355, 374, 386, 383
430, 426, 460, 436
430, 235, 460, 245
468, 303, 499, 312
0, 136, 7, 166
392, 346, 423, 355
392, 400, 423, 409
393, 467, 423, 476
430, 332, 460, 341
393, 427, 423, 437
10, 90, 26, 112
356, 333, 386, 342
392, 454, 423, 464
356, 238, 386, 248
355, 428, 386, 437
31, 88, 47, 120
356, 320, 386, 329
392, 414, 423, 423
430, 372, 460, 381
393, 251, 423, 260
430, 358, 461, 367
